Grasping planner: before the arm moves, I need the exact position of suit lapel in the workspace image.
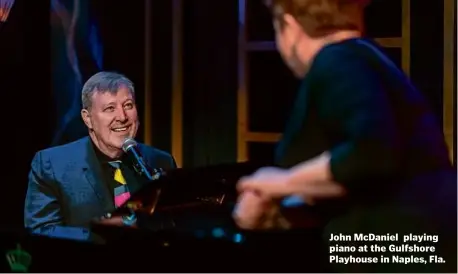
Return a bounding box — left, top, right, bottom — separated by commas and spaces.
81, 137, 115, 213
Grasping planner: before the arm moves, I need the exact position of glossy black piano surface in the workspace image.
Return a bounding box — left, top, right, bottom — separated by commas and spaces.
111, 161, 324, 233
126, 161, 263, 211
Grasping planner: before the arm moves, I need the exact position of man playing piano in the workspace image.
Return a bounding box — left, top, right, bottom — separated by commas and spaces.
24, 71, 176, 242
233, 0, 456, 272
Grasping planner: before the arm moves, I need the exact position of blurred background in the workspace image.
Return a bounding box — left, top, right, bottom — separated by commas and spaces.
2, 0, 456, 229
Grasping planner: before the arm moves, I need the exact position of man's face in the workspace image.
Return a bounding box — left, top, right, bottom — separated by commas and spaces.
82, 86, 139, 152
273, 13, 309, 78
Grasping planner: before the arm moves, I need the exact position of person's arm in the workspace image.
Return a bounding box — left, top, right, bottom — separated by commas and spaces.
24, 152, 92, 242
286, 48, 403, 192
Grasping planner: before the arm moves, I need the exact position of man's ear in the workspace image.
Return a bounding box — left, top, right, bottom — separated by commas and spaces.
81, 109, 93, 129
283, 13, 300, 31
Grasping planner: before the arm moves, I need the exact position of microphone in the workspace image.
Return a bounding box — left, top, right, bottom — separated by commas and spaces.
122, 138, 162, 181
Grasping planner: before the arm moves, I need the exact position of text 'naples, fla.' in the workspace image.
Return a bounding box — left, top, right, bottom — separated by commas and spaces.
329, 233, 439, 243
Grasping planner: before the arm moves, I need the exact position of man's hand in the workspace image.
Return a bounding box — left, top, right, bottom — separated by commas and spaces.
233, 157, 347, 230
92, 214, 137, 228
93, 216, 124, 227
237, 166, 346, 202
232, 190, 281, 230
237, 167, 294, 198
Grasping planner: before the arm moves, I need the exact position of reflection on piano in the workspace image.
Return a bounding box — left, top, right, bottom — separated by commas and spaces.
95, 161, 266, 239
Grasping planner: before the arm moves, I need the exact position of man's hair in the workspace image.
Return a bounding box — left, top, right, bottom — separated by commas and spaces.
264, 0, 370, 37
81, 71, 135, 109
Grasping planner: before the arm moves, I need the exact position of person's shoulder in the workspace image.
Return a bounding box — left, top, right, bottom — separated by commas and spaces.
324, 37, 372, 56
138, 143, 173, 160
137, 143, 176, 169
29, 137, 90, 175
313, 38, 382, 68
34, 137, 89, 160
307, 38, 380, 86
315, 42, 350, 64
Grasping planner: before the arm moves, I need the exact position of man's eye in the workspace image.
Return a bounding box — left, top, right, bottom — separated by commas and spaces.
124, 103, 134, 109
104, 106, 115, 112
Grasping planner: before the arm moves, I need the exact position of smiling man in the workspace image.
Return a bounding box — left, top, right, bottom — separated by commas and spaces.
24, 71, 176, 241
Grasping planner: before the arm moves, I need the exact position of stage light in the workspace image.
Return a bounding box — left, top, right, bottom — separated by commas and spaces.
0, 0, 15, 22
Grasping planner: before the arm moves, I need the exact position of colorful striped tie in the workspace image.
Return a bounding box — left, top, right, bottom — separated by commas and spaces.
114, 168, 126, 185
108, 161, 130, 207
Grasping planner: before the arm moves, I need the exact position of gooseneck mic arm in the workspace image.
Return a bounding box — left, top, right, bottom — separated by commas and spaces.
122, 138, 162, 181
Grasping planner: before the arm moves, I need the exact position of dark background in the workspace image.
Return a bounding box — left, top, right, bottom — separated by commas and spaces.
4, 0, 456, 229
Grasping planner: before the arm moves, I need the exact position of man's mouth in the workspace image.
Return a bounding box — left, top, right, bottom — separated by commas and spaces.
112, 126, 130, 132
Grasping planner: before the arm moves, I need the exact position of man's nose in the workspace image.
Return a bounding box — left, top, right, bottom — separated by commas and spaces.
115, 108, 128, 122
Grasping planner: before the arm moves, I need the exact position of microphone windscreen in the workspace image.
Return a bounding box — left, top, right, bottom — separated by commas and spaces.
122, 138, 137, 153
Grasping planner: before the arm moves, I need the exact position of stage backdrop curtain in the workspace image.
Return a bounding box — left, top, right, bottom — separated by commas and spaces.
50, 0, 103, 146
182, 0, 238, 167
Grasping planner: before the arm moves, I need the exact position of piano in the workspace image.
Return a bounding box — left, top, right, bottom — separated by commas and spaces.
1, 162, 329, 272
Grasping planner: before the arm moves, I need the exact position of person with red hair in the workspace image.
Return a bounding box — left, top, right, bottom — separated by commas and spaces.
233, 0, 456, 272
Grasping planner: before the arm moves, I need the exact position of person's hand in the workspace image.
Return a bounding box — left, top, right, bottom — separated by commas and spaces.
92, 214, 137, 228
237, 166, 346, 202
93, 215, 125, 227
232, 190, 280, 230
233, 165, 346, 230
237, 167, 294, 198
